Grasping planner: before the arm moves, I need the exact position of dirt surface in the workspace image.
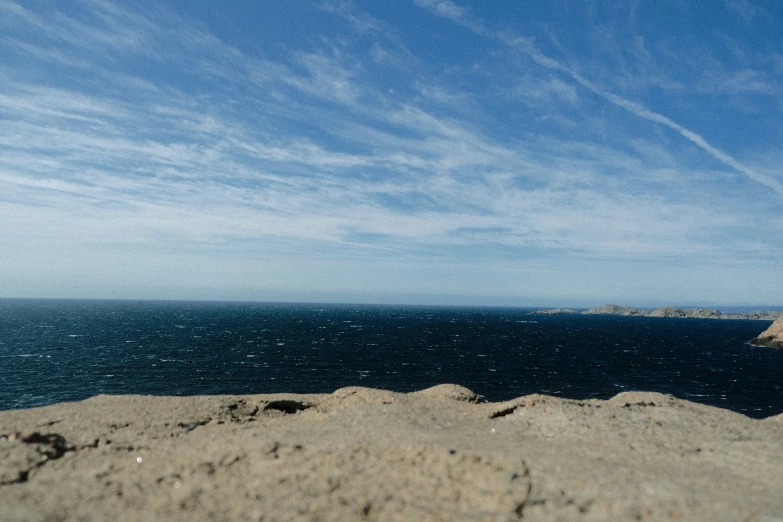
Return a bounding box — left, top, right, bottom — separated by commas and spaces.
2, 385, 783, 521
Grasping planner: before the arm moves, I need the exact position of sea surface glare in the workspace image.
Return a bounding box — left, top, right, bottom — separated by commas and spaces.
1, 300, 782, 418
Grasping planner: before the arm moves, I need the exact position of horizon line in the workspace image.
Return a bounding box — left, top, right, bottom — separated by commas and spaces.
1, 296, 781, 312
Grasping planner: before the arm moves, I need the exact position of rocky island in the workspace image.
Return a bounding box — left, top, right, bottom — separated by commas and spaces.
532, 304, 782, 321
648, 306, 722, 319
582, 304, 649, 316
750, 315, 783, 349
2, 385, 783, 521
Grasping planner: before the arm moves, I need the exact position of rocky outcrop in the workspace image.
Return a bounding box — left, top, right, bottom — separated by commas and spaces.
686, 308, 722, 319
724, 311, 782, 321
649, 306, 687, 318
750, 315, 783, 349
650, 307, 722, 319
582, 304, 649, 316
2, 386, 782, 521
555, 305, 781, 321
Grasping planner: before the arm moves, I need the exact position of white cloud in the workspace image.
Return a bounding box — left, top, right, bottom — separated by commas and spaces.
724, 0, 761, 24
414, 1, 783, 199
1, 0, 781, 303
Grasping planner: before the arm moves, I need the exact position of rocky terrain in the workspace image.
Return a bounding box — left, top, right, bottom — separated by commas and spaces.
750, 315, 783, 349
582, 304, 649, 316
723, 310, 783, 321
2, 385, 783, 521
648, 307, 722, 319
533, 304, 782, 321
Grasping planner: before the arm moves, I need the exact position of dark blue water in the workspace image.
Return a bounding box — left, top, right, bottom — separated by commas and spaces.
1, 299, 782, 418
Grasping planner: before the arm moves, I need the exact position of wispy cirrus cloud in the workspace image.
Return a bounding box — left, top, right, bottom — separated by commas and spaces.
724, 0, 762, 24
1, 0, 781, 303
414, 0, 783, 199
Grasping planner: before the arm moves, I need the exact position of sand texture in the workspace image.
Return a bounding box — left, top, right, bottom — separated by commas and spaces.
2, 385, 783, 521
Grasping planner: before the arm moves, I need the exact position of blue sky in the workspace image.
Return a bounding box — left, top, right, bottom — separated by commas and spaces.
1, 0, 782, 307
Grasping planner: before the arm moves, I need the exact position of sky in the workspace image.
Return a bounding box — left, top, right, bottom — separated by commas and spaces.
1, 0, 782, 308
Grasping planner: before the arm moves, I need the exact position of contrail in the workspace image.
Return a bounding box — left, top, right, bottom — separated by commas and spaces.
517, 40, 783, 197
416, 0, 783, 198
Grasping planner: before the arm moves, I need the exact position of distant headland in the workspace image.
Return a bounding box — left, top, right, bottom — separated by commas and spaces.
531, 303, 782, 321
750, 315, 783, 348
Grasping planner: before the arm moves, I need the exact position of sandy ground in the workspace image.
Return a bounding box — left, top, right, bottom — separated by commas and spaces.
2, 384, 783, 521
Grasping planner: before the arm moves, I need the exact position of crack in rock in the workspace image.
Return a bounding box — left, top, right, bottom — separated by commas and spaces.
262, 400, 312, 414
490, 406, 521, 419
0, 432, 88, 486
176, 419, 212, 432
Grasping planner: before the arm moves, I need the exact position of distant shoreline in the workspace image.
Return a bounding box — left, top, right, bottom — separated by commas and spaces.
531, 303, 781, 321
1, 298, 782, 316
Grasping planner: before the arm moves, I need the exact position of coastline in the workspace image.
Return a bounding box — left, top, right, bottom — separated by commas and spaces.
532, 303, 782, 321
2, 385, 782, 521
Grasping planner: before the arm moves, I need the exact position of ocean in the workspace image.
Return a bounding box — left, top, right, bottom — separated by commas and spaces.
1, 299, 782, 418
